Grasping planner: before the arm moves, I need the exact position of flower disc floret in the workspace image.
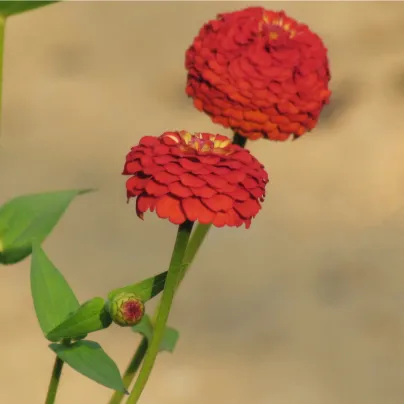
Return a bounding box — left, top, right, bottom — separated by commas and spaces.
185, 7, 331, 141
123, 131, 268, 228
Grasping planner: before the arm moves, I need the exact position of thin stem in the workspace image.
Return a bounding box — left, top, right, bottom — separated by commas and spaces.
108, 338, 148, 404
110, 132, 247, 404
0, 15, 6, 133
179, 223, 211, 283
44, 355, 64, 404
232, 132, 248, 148
125, 220, 194, 404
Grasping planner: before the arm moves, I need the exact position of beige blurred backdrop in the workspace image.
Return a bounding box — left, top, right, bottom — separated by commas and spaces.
1, 1, 404, 403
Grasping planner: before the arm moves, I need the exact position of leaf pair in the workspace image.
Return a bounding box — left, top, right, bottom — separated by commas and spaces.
30, 245, 126, 392
30, 245, 173, 393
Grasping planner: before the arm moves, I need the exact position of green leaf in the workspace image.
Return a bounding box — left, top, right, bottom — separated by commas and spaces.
132, 314, 179, 353
159, 327, 179, 353
0, 1, 59, 18
108, 271, 167, 303
49, 340, 127, 393
30, 245, 80, 336
0, 189, 92, 264
47, 297, 112, 342
131, 314, 153, 341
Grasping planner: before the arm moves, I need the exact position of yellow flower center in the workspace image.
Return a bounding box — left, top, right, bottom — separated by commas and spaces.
260, 13, 296, 39
163, 131, 233, 155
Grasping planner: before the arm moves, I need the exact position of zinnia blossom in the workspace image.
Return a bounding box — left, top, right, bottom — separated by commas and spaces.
123, 131, 268, 228
185, 7, 331, 141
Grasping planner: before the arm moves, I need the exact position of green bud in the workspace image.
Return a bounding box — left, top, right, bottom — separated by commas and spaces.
109, 292, 145, 327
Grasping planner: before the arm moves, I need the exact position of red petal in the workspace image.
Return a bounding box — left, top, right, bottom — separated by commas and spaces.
136, 194, 158, 219
192, 186, 217, 198
126, 176, 149, 191
139, 136, 160, 147
140, 155, 153, 166
192, 165, 212, 175
154, 171, 179, 184
143, 165, 164, 175
248, 187, 265, 199
243, 176, 259, 189
180, 173, 206, 187
165, 162, 186, 175
145, 180, 169, 196
225, 187, 250, 201
224, 170, 246, 183
197, 155, 221, 165
209, 166, 231, 176
153, 145, 170, 155
202, 194, 233, 212
217, 160, 243, 169
154, 155, 175, 165
203, 174, 227, 189
161, 133, 180, 146
182, 197, 215, 224
234, 199, 261, 218
168, 182, 193, 198
123, 160, 142, 174
156, 195, 186, 224
179, 158, 204, 172
231, 151, 253, 164
212, 212, 227, 227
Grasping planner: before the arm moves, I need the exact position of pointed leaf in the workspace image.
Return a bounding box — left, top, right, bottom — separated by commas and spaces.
31, 245, 79, 335
159, 327, 180, 353
47, 297, 112, 341
0, 1, 59, 18
0, 189, 93, 264
131, 314, 153, 341
49, 340, 127, 393
132, 314, 180, 353
108, 271, 167, 302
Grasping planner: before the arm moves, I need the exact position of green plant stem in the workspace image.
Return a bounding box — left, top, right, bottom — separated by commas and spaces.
44, 355, 65, 404
109, 132, 248, 404
125, 220, 194, 404
108, 338, 148, 404
0, 15, 6, 132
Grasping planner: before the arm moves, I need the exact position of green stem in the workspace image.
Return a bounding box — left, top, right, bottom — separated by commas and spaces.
0, 15, 6, 132
108, 338, 148, 404
44, 355, 64, 404
109, 132, 248, 404
179, 223, 211, 282
125, 220, 194, 404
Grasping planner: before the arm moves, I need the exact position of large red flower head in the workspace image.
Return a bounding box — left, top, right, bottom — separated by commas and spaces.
185, 7, 331, 141
123, 131, 268, 228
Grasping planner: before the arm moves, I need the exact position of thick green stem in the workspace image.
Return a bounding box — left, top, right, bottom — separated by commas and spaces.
0, 15, 6, 132
110, 132, 248, 404
125, 220, 194, 404
44, 355, 64, 404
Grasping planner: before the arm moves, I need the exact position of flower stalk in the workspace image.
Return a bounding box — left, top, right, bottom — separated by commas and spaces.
125, 220, 194, 404
44, 355, 65, 404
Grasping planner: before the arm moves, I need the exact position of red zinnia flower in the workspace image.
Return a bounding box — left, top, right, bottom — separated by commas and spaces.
185, 7, 331, 141
123, 131, 268, 228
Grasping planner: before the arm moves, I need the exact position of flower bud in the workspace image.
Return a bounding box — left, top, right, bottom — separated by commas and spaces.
109, 292, 145, 327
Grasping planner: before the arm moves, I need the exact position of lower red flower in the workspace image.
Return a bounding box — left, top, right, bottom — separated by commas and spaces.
123, 131, 268, 228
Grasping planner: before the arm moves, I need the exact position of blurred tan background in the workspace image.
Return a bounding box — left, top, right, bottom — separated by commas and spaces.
1, 1, 404, 403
